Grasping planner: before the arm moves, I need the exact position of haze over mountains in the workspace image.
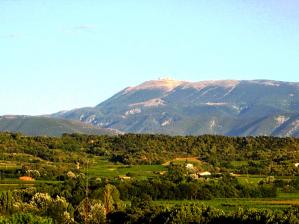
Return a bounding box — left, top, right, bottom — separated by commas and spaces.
49, 78, 299, 137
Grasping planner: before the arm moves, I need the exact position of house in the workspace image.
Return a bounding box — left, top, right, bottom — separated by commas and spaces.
230, 172, 241, 177
186, 163, 194, 170
190, 173, 199, 179
295, 163, 299, 168
76, 162, 80, 170
118, 175, 131, 181
19, 176, 35, 181
198, 171, 211, 177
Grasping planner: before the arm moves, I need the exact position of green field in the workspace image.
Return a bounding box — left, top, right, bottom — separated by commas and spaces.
83, 156, 167, 179
155, 191, 299, 211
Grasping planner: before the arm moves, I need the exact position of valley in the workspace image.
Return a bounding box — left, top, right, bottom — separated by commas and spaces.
0, 133, 299, 223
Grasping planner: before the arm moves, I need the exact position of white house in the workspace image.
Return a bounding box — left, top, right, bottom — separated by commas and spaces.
186, 163, 194, 170
198, 171, 211, 176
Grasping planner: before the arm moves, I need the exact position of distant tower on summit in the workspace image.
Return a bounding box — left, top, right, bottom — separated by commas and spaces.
158, 76, 174, 81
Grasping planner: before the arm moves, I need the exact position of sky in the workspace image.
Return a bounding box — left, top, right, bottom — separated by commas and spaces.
0, 0, 299, 115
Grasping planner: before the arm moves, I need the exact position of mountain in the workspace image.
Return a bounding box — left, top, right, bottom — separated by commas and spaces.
0, 115, 120, 136
51, 78, 299, 137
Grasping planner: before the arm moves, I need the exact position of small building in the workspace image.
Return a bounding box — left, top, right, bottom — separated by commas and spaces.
230, 172, 241, 177
159, 171, 167, 175
295, 163, 299, 168
67, 171, 76, 179
19, 176, 35, 181
186, 163, 194, 170
198, 171, 211, 177
118, 175, 131, 181
190, 173, 199, 179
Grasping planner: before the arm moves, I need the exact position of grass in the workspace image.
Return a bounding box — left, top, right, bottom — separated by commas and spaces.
0, 178, 63, 193
84, 156, 167, 179
236, 175, 265, 185
277, 191, 299, 199
230, 160, 248, 167
236, 175, 294, 185
155, 194, 299, 211
162, 157, 202, 166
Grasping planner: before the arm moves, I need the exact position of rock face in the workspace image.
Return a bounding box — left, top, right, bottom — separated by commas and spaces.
51, 79, 299, 136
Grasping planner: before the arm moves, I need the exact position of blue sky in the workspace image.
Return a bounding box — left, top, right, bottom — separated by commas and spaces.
1, 0, 299, 115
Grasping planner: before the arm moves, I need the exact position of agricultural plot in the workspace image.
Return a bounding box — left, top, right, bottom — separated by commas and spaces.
156, 198, 298, 211
84, 156, 167, 179
156, 191, 299, 211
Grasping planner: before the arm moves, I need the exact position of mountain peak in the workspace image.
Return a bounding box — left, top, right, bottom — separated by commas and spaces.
124, 78, 186, 93
124, 79, 241, 94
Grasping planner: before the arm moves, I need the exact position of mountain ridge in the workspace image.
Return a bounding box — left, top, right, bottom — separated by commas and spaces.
51, 79, 299, 137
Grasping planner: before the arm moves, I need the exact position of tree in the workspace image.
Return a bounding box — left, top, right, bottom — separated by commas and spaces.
48, 196, 73, 224
102, 184, 123, 214
0, 191, 14, 214
76, 198, 106, 224
0, 213, 53, 224
164, 163, 188, 184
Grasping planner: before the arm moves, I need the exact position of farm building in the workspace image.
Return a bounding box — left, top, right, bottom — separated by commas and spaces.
185, 163, 194, 169
118, 175, 131, 181
198, 171, 211, 177
19, 176, 35, 181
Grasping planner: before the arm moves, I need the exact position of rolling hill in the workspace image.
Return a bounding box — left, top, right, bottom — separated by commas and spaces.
0, 115, 120, 136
